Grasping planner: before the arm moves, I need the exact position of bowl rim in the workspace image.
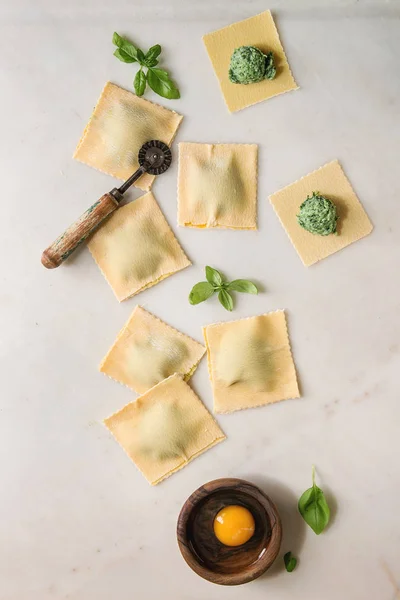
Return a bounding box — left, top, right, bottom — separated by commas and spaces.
176, 477, 282, 586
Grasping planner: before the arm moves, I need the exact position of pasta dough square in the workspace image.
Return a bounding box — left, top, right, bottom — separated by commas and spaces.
100, 306, 206, 394
104, 374, 226, 485
73, 82, 183, 191
88, 192, 190, 301
203, 10, 298, 113
178, 142, 258, 229
203, 311, 300, 414
269, 160, 373, 267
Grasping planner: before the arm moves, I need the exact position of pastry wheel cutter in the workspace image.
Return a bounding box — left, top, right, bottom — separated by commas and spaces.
41, 140, 172, 269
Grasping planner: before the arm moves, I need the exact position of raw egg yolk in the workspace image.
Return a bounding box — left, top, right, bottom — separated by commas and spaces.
213, 505, 255, 547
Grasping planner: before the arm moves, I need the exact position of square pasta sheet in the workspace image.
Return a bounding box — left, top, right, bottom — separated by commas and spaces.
203, 311, 300, 414
203, 10, 298, 113
178, 142, 258, 229
73, 82, 183, 191
104, 374, 226, 485
100, 306, 205, 394
88, 192, 190, 301
269, 160, 373, 266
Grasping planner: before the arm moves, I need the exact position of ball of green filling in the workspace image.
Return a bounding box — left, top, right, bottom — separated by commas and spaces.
228, 46, 276, 84
297, 192, 338, 236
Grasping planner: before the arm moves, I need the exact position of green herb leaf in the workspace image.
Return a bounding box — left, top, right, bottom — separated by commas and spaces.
298, 466, 330, 535
112, 32, 125, 47
189, 267, 260, 310
144, 57, 159, 68
148, 67, 169, 79
218, 289, 233, 311
205, 266, 223, 287
134, 69, 147, 97
136, 48, 145, 64
112, 32, 139, 61
147, 67, 180, 99
112, 34, 179, 101
227, 280, 258, 294
189, 282, 215, 305
144, 44, 162, 67
113, 48, 137, 63
284, 552, 297, 573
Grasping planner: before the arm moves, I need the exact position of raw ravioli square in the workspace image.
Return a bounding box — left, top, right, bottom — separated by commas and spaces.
104, 374, 226, 485
203, 311, 299, 414
73, 82, 183, 191
87, 192, 190, 301
269, 160, 373, 267
100, 306, 206, 394
203, 10, 298, 113
178, 142, 257, 229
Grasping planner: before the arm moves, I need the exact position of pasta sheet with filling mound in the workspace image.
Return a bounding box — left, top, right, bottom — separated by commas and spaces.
103, 374, 226, 485
88, 192, 190, 301
178, 142, 257, 229
269, 159, 373, 266
73, 82, 183, 191
100, 305, 206, 394
203, 311, 300, 413
203, 10, 298, 113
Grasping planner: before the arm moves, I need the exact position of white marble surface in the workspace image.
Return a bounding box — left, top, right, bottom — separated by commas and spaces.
1, 1, 400, 598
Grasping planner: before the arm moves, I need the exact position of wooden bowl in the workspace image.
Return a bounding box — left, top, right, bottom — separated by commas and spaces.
177, 478, 282, 586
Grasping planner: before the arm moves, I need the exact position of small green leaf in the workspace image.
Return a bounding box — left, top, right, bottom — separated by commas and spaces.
113, 48, 136, 63
136, 48, 145, 64
149, 68, 169, 79
144, 57, 159, 68
227, 280, 258, 294
146, 44, 162, 59
147, 67, 180, 99
205, 266, 223, 287
144, 44, 162, 66
112, 32, 124, 46
218, 289, 233, 311
134, 69, 147, 96
284, 552, 297, 573
298, 466, 330, 535
112, 32, 139, 60
189, 282, 215, 305
189, 267, 261, 311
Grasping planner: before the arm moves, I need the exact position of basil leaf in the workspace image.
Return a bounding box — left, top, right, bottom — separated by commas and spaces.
134, 69, 147, 97
144, 57, 159, 68
298, 466, 330, 535
218, 289, 233, 311
189, 282, 215, 305
113, 48, 136, 63
284, 552, 297, 573
189, 267, 261, 310
147, 67, 180, 99
205, 266, 223, 287
144, 44, 162, 67
149, 68, 169, 80
136, 48, 145, 64
227, 279, 258, 294
146, 44, 162, 59
112, 32, 139, 61
112, 32, 125, 47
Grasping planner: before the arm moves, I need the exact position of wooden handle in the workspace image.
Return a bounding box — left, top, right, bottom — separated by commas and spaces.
41, 192, 120, 269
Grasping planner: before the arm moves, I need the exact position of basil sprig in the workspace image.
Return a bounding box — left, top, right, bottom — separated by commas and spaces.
112, 32, 180, 100
283, 551, 297, 573
189, 266, 258, 312
298, 466, 331, 535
